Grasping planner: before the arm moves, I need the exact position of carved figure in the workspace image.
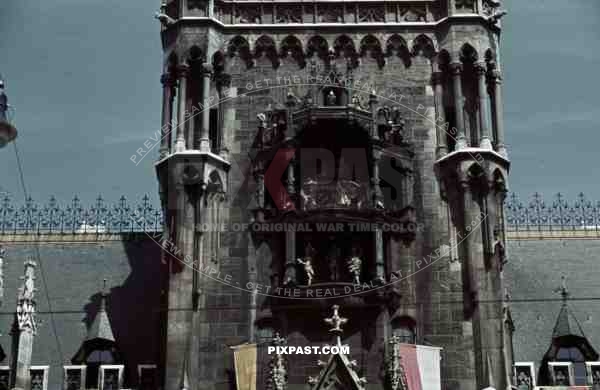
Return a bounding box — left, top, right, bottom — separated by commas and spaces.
347, 246, 362, 285
297, 244, 316, 286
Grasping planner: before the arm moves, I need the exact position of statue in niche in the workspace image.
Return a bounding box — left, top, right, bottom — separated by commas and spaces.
492, 225, 506, 271
347, 245, 362, 285
326, 90, 337, 106
327, 239, 340, 281
297, 243, 316, 286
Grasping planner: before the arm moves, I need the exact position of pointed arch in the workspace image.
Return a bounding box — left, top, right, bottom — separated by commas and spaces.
187, 45, 203, 62
333, 35, 357, 58
212, 51, 225, 73
254, 35, 279, 68
306, 35, 329, 60
385, 34, 411, 67
436, 49, 451, 71
460, 43, 478, 64
280, 35, 305, 68
227, 35, 253, 69
359, 35, 385, 68
411, 34, 436, 59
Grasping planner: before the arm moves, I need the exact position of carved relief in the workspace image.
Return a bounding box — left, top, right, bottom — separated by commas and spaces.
455, 0, 476, 13
318, 4, 343, 23
276, 5, 302, 24
399, 6, 427, 22
359, 5, 385, 23
235, 5, 261, 24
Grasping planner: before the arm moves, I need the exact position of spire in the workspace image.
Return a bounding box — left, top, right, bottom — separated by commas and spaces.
324, 305, 347, 348
16, 257, 37, 332
87, 279, 115, 342
551, 276, 586, 339
72, 279, 121, 363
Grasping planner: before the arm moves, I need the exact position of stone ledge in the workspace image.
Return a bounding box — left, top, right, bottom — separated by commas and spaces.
507, 229, 600, 241
0, 232, 156, 243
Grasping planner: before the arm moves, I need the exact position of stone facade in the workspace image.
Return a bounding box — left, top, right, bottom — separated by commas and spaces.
155, 1, 511, 390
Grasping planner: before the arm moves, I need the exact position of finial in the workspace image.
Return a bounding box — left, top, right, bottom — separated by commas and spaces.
324, 305, 348, 347
554, 275, 569, 302
100, 278, 108, 311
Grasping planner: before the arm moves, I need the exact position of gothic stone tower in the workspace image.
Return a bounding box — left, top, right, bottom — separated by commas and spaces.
155, 0, 512, 389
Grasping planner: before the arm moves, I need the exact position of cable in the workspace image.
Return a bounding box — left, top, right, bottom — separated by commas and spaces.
12, 139, 64, 361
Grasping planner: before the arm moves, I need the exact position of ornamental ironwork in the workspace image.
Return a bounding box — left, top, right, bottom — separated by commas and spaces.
0, 195, 163, 234
505, 192, 600, 232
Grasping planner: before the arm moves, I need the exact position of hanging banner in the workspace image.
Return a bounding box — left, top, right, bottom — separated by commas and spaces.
232, 343, 257, 390
398, 343, 442, 390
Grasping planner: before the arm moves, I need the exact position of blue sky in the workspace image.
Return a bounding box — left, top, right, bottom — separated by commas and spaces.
0, 0, 599, 207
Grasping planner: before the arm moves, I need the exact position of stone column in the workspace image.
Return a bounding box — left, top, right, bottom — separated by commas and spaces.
283, 231, 297, 285
160, 73, 176, 158
11, 259, 37, 390
372, 148, 383, 208
217, 73, 232, 159
450, 63, 467, 149
369, 92, 379, 140
374, 226, 385, 283
432, 72, 448, 158
200, 63, 213, 153
489, 67, 507, 156
175, 64, 190, 153
475, 62, 492, 149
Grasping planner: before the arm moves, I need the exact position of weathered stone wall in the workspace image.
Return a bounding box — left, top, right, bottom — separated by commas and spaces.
0, 235, 162, 390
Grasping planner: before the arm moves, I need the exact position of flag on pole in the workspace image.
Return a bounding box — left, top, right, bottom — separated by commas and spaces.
398, 343, 443, 390
231, 343, 257, 390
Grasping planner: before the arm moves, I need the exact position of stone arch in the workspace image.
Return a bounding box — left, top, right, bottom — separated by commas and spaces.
207, 170, 225, 194
280, 35, 305, 68
254, 35, 279, 68
490, 167, 508, 192
391, 316, 417, 343
306, 35, 329, 61
411, 34, 436, 59
187, 45, 204, 62
359, 35, 385, 68
165, 52, 179, 74
333, 35, 357, 58
227, 35, 253, 69
212, 51, 225, 74
435, 49, 451, 73
385, 34, 411, 67
459, 43, 479, 64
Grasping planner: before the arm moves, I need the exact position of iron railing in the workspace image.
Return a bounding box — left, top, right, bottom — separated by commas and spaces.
505, 192, 600, 232
1, 192, 598, 235
0, 195, 163, 234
